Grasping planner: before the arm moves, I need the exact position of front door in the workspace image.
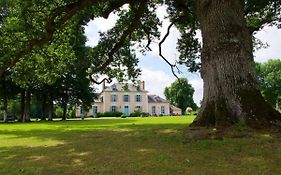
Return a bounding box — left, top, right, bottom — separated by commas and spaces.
124, 106, 129, 116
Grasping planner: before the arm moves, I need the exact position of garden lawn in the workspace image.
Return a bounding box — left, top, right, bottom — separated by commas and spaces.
0, 116, 281, 175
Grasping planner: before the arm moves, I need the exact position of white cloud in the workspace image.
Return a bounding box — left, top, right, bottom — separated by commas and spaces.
140, 68, 203, 105
189, 79, 203, 106
84, 13, 119, 47
254, 26, 281, 62
141, 68, 174, 98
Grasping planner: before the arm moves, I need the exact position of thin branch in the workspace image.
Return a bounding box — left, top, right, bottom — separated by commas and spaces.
89, 76, 112, 85
158, 20, 180, 79
139, 20, 152, 51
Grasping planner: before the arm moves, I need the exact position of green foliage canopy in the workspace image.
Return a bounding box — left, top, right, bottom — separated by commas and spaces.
0, 0, 281, 79
164, 78, 197, 113
256, 59, 281, 109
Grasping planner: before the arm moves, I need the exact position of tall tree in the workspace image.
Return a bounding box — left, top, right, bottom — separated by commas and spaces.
0, 0, 281, 129
256, 59, 281, 110
164, 78, 197, 114
190, 0, 281, 128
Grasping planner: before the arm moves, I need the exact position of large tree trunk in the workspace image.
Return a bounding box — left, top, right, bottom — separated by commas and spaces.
192, 0, 281, 129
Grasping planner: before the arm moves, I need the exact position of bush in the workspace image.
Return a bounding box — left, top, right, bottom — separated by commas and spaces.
97, 111, 123, 117
96, 112, 104, 118
130, 110, 141, 117
55, 107, 64, 118
140, 112, 149, 117
130, 110, 149, 117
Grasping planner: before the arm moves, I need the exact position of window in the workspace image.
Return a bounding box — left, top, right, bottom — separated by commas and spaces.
136, 106, 142, 112
136, 95, 141, 102
80, 107, 84, 116
92, 106, 98, 116
161, 106, 165, 115
111, 94, 117, 102
123, 95, 130, 102
112, 84, 117, 91
152, 106, 156, 114
111, 106, 117, 112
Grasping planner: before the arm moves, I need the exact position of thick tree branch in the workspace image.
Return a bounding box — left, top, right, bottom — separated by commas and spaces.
90, 0, 148, 78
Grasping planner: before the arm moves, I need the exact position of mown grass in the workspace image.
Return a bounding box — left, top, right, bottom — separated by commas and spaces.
1, 116, 281, 175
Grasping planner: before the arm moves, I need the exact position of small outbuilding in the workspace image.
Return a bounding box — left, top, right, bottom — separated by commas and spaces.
170, 105, 182, 116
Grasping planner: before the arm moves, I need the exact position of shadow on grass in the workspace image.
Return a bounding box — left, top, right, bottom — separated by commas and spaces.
0, 120, 193, 174
1, 118, 281, 175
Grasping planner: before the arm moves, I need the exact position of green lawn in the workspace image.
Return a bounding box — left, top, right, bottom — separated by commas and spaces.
1, 116, 281, 175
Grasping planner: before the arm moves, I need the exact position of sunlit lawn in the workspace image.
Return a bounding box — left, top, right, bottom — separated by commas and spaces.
1, 116, 281, 175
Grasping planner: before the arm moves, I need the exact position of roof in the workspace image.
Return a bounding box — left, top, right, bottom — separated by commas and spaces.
148, 95, 169, 103
104, 83, 146, 92
170, 105, 182, 111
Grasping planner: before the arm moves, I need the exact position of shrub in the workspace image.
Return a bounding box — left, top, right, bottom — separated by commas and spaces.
96, 112, 104, 118
130, 110, 141, 117
140, 112, 149, 117
55, 107, 64, 118
98, 111, 123, 117
130, 110, 149, 117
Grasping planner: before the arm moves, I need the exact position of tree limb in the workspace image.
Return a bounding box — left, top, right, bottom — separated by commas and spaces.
158, 20, 181, 79
90, 0, 148, 77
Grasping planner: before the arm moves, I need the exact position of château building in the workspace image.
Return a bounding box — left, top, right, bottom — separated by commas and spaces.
76, 81, 182, 117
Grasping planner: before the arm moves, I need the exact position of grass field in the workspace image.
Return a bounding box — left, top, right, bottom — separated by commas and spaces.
1, 116, 281, 175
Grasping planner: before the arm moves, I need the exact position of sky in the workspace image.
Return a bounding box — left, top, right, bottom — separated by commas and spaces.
84, 7, 281, 106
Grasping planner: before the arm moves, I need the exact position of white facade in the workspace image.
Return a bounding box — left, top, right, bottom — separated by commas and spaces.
76, 81, 171, 117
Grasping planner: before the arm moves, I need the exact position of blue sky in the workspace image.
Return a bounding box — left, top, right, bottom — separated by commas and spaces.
84, 8, 281, 106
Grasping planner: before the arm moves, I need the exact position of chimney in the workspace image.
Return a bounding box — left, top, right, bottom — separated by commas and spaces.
102, 81, 106, 91
141, 81, 145, 90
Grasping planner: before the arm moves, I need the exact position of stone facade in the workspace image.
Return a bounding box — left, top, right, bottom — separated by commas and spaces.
76, 81, 172, 117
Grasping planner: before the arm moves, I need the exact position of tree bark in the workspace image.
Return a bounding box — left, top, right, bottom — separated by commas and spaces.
3, 94, 8, 123
22, 90, 31, 122
61, 92, 68, 121
41, 94, 47, 121
192, 0, 281, 129
47, 92, 53, 121
62, 102, 67, 121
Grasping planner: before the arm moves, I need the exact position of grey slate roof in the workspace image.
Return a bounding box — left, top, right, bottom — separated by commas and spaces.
148, 95, 169, 103
104, 83, 143, 92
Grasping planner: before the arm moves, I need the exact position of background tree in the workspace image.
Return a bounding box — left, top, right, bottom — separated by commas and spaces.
256, 59, 281, 110
164, 78, 197, 114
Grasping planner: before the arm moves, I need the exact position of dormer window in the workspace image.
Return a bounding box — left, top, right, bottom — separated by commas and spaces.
112, 84, 117, 91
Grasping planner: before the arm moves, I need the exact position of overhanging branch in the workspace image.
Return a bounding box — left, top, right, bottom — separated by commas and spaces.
158, 20, 181, 79
0, 0, 132, 78
89, 1, 148, 82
